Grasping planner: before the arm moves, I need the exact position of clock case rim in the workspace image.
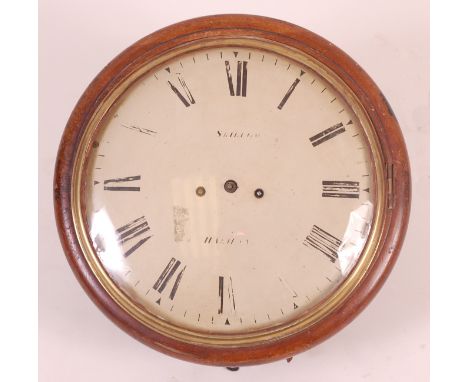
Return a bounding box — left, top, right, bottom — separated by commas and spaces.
54, 14, 411, 366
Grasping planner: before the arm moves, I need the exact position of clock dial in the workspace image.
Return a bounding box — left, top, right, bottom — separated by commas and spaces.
84, 46, 375, 333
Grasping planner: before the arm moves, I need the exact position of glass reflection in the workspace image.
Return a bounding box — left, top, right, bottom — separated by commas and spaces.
90, 208, 127, 275
337, 201, 373, 275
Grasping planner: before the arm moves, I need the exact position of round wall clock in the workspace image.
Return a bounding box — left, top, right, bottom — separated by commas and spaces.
54, 14, 410, 367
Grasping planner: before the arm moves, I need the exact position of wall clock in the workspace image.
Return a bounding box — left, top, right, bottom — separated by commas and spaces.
54, 14, 410, 367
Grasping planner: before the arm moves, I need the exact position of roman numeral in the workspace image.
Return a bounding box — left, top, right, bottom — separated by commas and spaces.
277, 71, 305, 110
103, 175, 140, 191
277, 78, 300, 109
218, 276, 224, 314
322, 180, 360, 199
153, 258, 186, 300
169, 265, 186, 300
309, 122, 345, 146
218, 276, 236, 316
167, 75, 195, 107
121, 123, 157, 137
303, 225, 342, 263
115, 216, 152, 257
225, 61, 247, 97
278, 276, 298, 297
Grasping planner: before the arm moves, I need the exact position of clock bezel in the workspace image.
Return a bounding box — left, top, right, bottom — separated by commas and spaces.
54, 14, 411, 366
74, 36, 386, 345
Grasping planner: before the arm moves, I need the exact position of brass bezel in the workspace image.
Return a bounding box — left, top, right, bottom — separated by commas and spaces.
70, 37, 386, 346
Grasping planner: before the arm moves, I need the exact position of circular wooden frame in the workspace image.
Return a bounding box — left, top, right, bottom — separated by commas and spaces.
54, 14, 411, 366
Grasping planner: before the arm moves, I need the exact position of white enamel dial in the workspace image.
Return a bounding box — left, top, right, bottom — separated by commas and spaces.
84, 45, 375, 333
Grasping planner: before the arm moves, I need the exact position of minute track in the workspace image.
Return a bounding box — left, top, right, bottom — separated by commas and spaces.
81, 44, 377, 336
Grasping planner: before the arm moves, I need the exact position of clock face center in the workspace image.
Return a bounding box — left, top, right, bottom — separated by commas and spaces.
224, 179, 238, 193
84, 45, 375, 334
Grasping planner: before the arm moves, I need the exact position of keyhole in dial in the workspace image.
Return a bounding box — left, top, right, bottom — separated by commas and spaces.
195, 186, 206, 196
254, 188, 264, 198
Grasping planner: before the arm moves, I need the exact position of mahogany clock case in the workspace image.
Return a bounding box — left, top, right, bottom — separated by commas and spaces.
54, 14, 411, 366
